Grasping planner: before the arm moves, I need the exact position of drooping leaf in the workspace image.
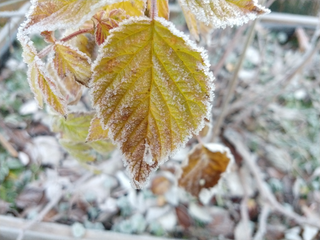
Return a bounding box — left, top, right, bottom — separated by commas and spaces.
179, 143, 233, 196
17, 34, 43, 107
46, 62, 83, 106
52, 113, 115, 162
52, 112, 94, 142
91, 18, 214, 188
86, 116, 109, 142
180, 3, 200, 41
52, 42, 92, 87
34, 57, 67, 116
22, 0, 120, 34
179, 0, 270, 28
59, 139, 96, 162
147, 0, 169, 20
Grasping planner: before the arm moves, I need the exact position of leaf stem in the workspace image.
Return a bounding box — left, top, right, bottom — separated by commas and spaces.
150, 0, 158, 19
210, 20, 257, 142
37, 28, 93, 59
59, 28, 93, 42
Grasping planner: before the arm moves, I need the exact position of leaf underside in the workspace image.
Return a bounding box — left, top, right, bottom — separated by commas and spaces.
91, 18, 213, 188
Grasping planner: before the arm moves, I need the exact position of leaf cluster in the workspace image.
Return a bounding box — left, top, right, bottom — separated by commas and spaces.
18, 0, 269, 190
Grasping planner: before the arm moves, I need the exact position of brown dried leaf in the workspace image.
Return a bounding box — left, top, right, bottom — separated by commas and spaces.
179, 143, 233, 196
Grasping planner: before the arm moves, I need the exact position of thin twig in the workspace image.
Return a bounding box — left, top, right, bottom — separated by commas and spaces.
238, 166, 252, 240
213, 25, 247, 76
225, 130, 320, 229
211, 20, 257, 142
16, 172, 93, 240
253, 204, 270, 240
0, 132, 18, 157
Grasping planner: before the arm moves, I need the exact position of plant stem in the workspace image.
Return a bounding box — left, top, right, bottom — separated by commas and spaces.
37, 28, 93, 58
150, 0, 158, 19
210, 20, 257, 142
59, 28, 93, 42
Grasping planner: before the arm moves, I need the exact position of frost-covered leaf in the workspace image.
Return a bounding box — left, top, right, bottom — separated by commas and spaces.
104, 0, 146, 17
180, 3, 199, 41
47, 62, 82, 106
41, 31, 55, 43
35, 57, 67, 116
94, 0, 145, 45
52, 42, 91, 87
18, 34, 43, 107
86, 116, 109, 142
91, 18, 214, 188
52, 113, 115, 162
179, 143, 233, 196
179, 0, 270, 28
147, 0, 169, 20
21, 0, 120, 34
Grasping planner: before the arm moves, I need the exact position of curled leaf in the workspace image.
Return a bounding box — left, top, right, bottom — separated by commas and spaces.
179, 143, 233, 196
179, 0, 270, 28
35, 57, 67, 116
91, 17, 214, 188
52, 42, 92, 87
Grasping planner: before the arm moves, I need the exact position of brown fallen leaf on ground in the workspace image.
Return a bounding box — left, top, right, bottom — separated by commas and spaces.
179, 143, 233, 197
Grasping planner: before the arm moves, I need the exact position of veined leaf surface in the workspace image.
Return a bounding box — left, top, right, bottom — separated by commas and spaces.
87, 116, 109, 142
52, 42, 92, 87
22, 0, 120, 34
179, 143, 233, 196
104, 0, 146, 17
91, 18, 214, 188
179, 0, 270, 28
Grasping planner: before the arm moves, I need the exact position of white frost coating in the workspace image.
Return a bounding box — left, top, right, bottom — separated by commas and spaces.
90, 17, 215, 189
20, 0, 123, 35
179, 0, 270, 29
34, 56, 67, 111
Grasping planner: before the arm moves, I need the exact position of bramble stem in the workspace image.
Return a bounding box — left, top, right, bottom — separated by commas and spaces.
37, 28, 93, 59
210, 20, 257, 142
150, 0, 158, 19
59, 28, 93, 42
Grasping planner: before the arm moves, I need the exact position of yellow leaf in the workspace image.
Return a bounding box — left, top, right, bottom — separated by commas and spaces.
147, 0, 169, 20
53, 42, 92, 87
179, 0, 270, 28
179, 143, 233, 196
86, 116, 109, 142
35, 58, 67, 116
22, 0, 115, 34
94, 0, 145, 45
104, 0, 146, 17
180, 3, 199, 41
91, 18, 214, 188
